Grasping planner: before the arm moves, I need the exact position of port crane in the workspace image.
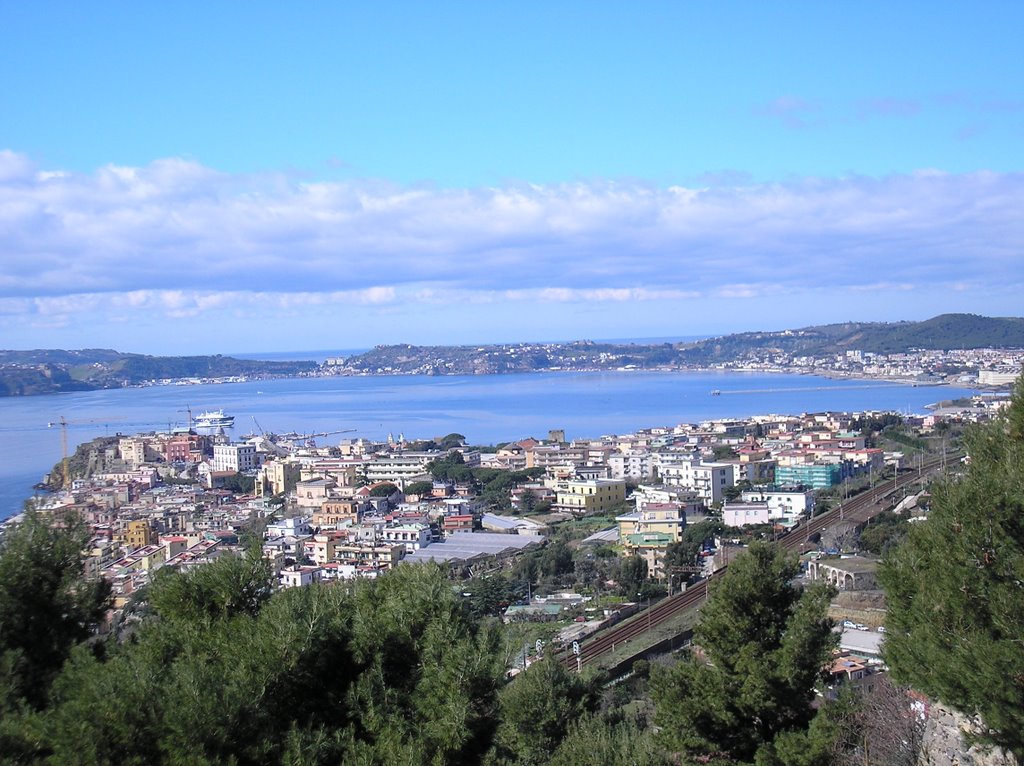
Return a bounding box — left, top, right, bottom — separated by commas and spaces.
299, 428, 357, 447
178, 406, 193, 430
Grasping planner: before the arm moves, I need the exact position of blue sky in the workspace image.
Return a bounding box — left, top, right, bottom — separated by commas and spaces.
1, 2, 1022, 354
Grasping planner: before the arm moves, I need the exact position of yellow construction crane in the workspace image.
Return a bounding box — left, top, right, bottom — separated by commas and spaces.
47, 416, 106, 490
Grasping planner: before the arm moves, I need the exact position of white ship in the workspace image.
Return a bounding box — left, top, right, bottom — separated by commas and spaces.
193, 409, 235, 429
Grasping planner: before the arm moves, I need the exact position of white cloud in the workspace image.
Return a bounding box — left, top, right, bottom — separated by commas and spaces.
0, 151, 1021, 329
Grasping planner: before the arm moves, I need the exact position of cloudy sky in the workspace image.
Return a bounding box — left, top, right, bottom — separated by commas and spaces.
1, 4, 1022, 355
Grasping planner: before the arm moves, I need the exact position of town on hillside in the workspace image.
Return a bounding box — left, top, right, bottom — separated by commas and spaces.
7, 391, 1007, 671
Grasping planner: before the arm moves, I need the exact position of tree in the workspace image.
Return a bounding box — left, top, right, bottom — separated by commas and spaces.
879, 376, 1024, 760
547, 713, 670, 766
368, 482, 399, 497
0, 510, 110, 711
492, 656, 593, 765
403, 480, 434, 497
538, 540, 574, 579
651, 542, 836, 763
440, 433, 467, 448
518, 488, 538, 514
221, 472, 256, 494
37, 563, 506, 765
617, 555, 648, 597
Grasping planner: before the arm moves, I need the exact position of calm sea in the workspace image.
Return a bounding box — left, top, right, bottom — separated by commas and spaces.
0, 371, 977, 520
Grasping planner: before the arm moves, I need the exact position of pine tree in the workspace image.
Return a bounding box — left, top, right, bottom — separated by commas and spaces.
880, 376, 1024, 760
0, 509, 110, 710
651, 541, 836, 763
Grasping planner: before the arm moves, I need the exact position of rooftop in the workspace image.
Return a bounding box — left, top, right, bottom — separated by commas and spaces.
403, 531, 542, 564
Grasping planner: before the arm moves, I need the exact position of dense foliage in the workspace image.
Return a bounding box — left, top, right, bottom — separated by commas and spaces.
4, 557, 507, 765
0, 511, 110, 712
651, 542, 837, 764
880, 377, 1024, 760
428, 452, 544, 510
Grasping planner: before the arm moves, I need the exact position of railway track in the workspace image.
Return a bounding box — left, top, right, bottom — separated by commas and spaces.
560, 453, 959, 669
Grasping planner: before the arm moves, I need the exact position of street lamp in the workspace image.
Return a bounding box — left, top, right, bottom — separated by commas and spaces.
639, 592, 651, 631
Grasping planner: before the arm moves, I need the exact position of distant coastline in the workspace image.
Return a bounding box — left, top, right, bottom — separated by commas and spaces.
3, 313, 1022, 397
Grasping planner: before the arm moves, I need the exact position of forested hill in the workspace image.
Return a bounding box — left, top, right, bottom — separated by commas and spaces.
0, 350, 317, 396
339, 313, 1024, 374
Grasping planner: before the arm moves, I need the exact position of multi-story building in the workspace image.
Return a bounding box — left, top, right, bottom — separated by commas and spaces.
775, 463, 845, 489
334, 541, 406, 570
121, 519, 155, 549
362, 452, 437, 486
212, 443, 258, 473
740, 487, 815, 521
119, 436, 162, 469
656, 455, 734, 506
722, 502, 772, 527
616, 502, 687, 543
313, 499, 362, 528
608, 450, 655, 481
258, 459, 302, 496
381, 523, 432, 552
552, 478, 626, 514
165, 432, 208, 463
294, 478, 336, 509
620, 531, 674, 580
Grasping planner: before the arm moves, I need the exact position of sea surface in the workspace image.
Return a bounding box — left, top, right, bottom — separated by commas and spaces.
0, 371, 978, 520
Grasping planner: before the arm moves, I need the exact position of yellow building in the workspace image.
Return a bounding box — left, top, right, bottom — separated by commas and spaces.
620, 532, 675, 580
313, 500, 361, 528
616, 503, 687, 543
122, 520, 155, 549
553, 479, 626, 514
616, 502, 691, 581
260, 460, 302, 496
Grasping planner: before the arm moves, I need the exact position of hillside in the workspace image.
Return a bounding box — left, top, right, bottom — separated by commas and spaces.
0, 351, 318, 396
339, 313, 1024, 374
4, 314, 1021, 394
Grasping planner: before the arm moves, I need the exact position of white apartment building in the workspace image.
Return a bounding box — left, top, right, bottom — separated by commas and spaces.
654, 454, 734, 506
740, 487, 815, 522
212, 442, 258, 473
362, 452, 437, 486
608, 449, 655, 480
722, 502, 772, 528
381, 523, 432, 553
978, 369, 1021, 386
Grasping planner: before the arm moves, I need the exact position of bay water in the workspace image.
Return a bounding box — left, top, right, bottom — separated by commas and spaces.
0, 371, 977, 520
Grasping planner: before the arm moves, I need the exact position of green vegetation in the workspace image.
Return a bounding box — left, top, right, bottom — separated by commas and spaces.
0, 349, 317, 396
651, 542, 837, 764
0, 512, 111, 713
368, 482, 399, 497
403, 480, 435, 496
880, 377, 1024, 760
337, 314, 1024, 375
427, 452, 544, 511
857, 510, 911, 555
3, 557, 507, 765
220, 472, 256, 494
13, 390, 1023, 766
663, 519, 725, 581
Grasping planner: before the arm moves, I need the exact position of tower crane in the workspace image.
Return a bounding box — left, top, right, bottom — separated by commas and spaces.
46, 415, 177, 489
47, 416, 106, 490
